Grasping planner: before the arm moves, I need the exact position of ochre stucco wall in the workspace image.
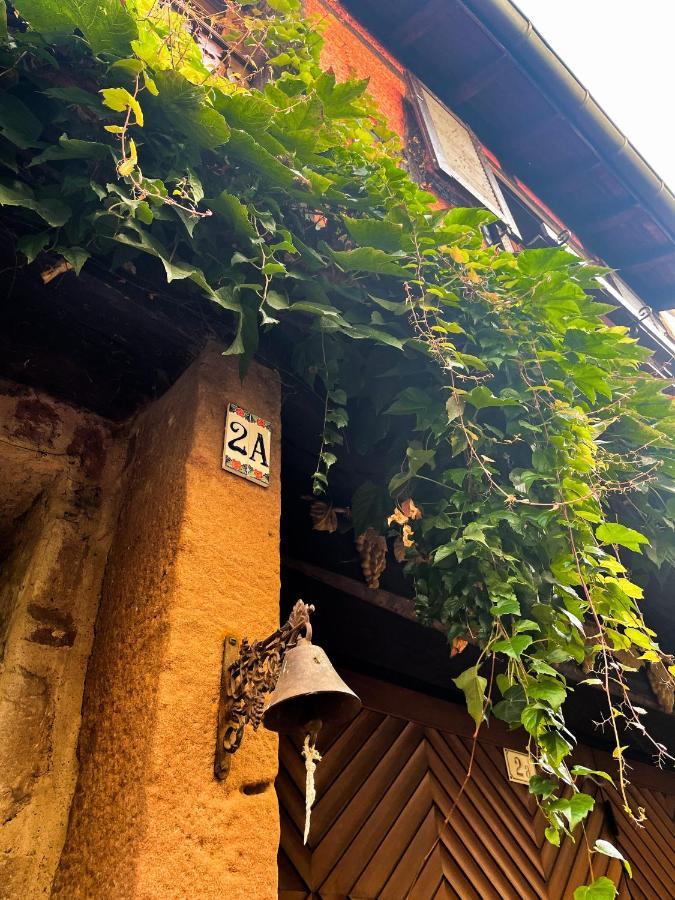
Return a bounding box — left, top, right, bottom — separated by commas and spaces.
0, 384, 126, 899
53, 345, 282, 899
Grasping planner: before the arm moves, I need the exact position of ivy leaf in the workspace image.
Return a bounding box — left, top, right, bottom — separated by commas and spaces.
433, 543, 458, 565
216, 91, 276, 135
0, 178, 71, 226
101, 87, 143, 126
351, 480, 388, 536
446, 394, 465, 423
521, 703, 551, 737
315, 71, 369, 118
0, 94, 43, 148
491, 595, 520, 616
492, 685, 526, 725
385, 388, 431, 417
540, 732, 573, 769
329, 246, 408, 277
227, 129, 296, 188
343, 217, 403, 252
551, 792, 594, 830
455, 351, 488, 372
452, 666, 487, 730
17, 0, 138, 56
207, 191, 256, 244
72, 0, 138, 56
368, 294, 408, 315
59, 246, 89, 275
348, 323, 406, 350
286, 301, 346, 323
463, 522, 493, 546
594, 840, 632, 877
528, 658, 559, 677
17, 231, 50, 264
113, 223, 240, 311
465, 386, 518, 410
518, 247, 577, 276
265, 0, 301, 13
43, 86, 103, 109
528, 676, 567, 710
406, 446, 435, 476
570, 766, 614, 785
153, 72, 230, 150
30, 134, 112, 166
595, 523, 649, 553
117, 137, 138, 177
573, 877, 617, 900
528, 776, 557, 798
545, 826, 561, 847
622, 627, 655, 651
493, 635, 532, 659
236, 292, 260, 379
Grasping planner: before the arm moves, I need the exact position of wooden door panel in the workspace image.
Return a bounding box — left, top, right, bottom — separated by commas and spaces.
277, 678, 674, 899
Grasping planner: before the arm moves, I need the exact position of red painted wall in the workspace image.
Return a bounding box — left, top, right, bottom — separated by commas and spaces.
305, 0, 407, 138
306, 0, 582, 247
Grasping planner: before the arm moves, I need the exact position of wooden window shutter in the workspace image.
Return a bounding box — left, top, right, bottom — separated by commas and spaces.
407, 75, 519, 235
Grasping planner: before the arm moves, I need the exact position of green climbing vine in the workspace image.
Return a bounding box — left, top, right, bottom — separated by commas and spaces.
1, 0, 674, 893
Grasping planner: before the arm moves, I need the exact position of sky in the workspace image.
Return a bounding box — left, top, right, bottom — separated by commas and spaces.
513, 0, 675, 191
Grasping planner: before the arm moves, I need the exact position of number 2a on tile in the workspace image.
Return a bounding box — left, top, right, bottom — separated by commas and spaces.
222, 403, 271, 487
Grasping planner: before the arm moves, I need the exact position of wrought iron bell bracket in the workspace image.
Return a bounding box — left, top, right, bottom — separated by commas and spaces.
215, 600, 314, 780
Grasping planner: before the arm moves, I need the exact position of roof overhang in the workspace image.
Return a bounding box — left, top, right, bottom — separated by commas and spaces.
342, 0, 675, 312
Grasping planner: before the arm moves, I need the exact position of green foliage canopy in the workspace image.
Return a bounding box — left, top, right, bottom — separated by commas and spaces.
1, 0, 674, 885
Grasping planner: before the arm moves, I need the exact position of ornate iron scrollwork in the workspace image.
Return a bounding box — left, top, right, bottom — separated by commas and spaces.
215, 600, 313, 780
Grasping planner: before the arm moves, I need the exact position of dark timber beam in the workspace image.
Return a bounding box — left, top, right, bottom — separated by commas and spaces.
620, 245, 675, 273
388, 0, 447, 48
552, 158, 604, 195
451, 52, 509, 106
283, 557, 668, 716
496, 111, 561, 164
582, 199, 638, 232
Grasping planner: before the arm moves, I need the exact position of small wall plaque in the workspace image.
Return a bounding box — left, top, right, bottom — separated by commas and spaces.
223, 403, 271, 487
503, 748, 535, 785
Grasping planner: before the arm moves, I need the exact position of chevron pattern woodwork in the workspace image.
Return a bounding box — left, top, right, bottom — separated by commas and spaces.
277, 704, 674, 899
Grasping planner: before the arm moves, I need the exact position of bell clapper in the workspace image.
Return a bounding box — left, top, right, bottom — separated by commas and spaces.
301, 720, 322, 845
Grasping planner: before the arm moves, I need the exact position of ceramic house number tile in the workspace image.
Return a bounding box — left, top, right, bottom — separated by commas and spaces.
223, 403, 271, 487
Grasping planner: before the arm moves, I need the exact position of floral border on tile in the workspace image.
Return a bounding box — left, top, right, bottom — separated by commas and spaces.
228, 402, 272, 432
224, 454, 270, 485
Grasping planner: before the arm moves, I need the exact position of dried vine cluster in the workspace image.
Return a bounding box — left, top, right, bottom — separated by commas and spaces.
1, 0, 674, 894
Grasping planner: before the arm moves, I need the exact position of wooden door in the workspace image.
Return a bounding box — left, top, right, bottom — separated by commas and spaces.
277, 673, 675, 899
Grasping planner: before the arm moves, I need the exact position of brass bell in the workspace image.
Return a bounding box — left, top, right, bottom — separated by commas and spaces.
263, 638, 361, 734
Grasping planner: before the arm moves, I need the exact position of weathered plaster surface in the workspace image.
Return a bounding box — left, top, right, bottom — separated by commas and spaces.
0, 385, 125, 899
53, 345, 281, 899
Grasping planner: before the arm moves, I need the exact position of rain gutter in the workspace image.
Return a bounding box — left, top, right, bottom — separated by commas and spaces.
460, 0, 675, 242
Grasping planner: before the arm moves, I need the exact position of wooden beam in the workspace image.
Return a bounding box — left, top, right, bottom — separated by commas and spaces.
387, 0, 447, 48
282, 555, 445, 631
552, 158, 604, 195
451, 52, 509, 106
497, 110, 561, 163
283, 556, 670, 718
582, 199, 637, 232
620, 245, 675, 272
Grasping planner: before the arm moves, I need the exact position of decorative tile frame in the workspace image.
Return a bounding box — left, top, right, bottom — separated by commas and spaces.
222, 402, 272, 487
